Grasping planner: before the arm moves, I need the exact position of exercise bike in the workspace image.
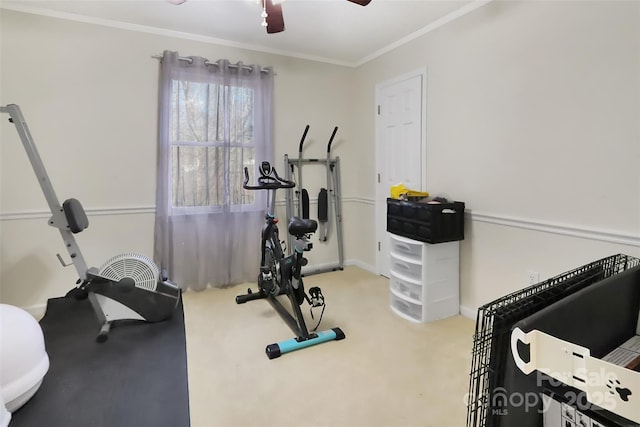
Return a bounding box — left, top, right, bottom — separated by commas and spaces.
236, 161, 345, 359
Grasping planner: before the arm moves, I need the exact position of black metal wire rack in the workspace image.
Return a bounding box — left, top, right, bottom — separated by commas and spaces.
466, 254, 640, 427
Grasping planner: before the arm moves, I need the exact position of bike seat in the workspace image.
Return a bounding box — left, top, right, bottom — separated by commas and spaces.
288, 217, 318, 237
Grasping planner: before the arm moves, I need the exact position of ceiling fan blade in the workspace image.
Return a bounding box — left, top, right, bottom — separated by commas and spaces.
346, 0, 372, 5
265, 0, 285, 34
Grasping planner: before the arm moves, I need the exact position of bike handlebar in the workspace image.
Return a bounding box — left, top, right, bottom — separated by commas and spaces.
243, 162, 295, 191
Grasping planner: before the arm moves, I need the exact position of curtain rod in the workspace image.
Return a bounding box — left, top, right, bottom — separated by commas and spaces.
152, 54, 272, 75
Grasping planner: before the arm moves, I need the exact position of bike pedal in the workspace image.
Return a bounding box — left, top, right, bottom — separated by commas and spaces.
309, 286, 322, 298
309, 286, 324, 307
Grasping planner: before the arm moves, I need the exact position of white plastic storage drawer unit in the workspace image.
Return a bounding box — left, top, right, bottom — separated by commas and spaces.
388, 233, 460, 323
390, 274, 423, 302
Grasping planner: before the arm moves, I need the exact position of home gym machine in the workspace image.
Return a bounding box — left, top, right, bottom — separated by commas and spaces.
284, 125, 344, 276
1, 104, 181, 342
236, 161, 345, 359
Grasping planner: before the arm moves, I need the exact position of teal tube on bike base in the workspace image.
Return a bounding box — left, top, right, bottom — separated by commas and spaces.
266, 327, 345, 359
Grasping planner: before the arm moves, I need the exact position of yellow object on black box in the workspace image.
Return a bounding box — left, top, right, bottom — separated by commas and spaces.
390, 183, 429, 200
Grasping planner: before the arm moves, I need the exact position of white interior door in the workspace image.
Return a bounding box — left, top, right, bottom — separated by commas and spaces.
375, 70, 425, 278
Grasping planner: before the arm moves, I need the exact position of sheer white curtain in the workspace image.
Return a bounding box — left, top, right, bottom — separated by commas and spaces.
154, 50, 274, 291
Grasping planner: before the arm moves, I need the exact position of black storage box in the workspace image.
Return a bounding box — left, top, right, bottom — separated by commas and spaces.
386, 198, 465, 244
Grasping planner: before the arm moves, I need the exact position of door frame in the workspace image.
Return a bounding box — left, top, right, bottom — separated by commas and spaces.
374, 67, 428, 276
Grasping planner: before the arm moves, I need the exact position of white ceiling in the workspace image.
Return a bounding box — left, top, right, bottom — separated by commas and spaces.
1, 0, 486, 66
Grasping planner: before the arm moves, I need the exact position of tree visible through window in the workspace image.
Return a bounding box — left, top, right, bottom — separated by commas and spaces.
170, 80, 255, 210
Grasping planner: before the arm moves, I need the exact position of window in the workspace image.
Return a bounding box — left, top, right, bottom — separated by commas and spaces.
169, 80, 256, 212
155, 51, 273, 288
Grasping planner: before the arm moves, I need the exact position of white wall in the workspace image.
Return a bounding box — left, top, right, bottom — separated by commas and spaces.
2, 1, 639, 317
351, 0, 640, 313
0, 10, 359, 312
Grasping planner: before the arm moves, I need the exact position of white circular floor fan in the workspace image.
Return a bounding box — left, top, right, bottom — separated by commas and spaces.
98, 253, 160, 292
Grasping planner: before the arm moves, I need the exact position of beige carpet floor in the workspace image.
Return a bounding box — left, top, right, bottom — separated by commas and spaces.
182, 266, 475, 427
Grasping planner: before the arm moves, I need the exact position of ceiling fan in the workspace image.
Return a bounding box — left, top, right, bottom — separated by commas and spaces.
261, 0, 372, 34
168, 0, 372, 34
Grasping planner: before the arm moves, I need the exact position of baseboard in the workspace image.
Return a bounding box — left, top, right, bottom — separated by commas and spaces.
21, 303, 47, 320
344, 259, 377, 275
20, 283, 475, 323
459, 305, 477, 320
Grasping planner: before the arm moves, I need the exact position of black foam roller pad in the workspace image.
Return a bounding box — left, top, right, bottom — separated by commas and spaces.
302, 189, 309, 219
318, 188, 328, 222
